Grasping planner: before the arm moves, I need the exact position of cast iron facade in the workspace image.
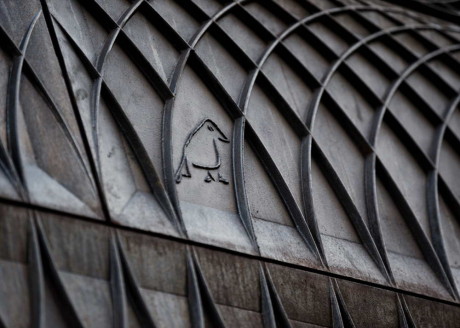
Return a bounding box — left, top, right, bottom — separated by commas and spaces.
1, 0, 460, 327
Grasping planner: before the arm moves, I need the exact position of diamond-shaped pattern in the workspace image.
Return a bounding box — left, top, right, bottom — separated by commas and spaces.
1, 0, 460, 326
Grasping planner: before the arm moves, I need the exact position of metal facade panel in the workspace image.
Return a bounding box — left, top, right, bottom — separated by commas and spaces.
0, 0, 459, 326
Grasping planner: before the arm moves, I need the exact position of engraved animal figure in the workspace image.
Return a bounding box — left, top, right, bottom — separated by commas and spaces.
175, 119, 230, 184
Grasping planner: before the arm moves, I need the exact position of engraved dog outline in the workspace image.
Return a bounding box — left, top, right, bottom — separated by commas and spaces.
175, 118, 230, 184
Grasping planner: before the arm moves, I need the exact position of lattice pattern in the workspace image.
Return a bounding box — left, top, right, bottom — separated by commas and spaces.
1, 0, 460, 326
385, 0, 460, 23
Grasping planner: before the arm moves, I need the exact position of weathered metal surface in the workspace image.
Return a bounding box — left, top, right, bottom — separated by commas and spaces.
1, 0, 460, 326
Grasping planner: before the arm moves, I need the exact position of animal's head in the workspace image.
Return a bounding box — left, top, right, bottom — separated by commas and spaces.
203, 119, 230, 143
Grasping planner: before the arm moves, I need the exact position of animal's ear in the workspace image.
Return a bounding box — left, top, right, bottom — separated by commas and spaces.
207, 125, 214, 132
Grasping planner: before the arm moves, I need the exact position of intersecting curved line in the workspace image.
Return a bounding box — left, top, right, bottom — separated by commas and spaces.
25, 56, 97, 188
188, 1, 243, 49
51, 0, 181, 222
306, 24, 459, 130
366, 41, 460, 297
375, 6, 460, 93
297, 18, 457, 269
236, 5, 379, 261
0, 27, 22, 196
6, 10, 93, 208
233, 5, 424, 258
147, 0, 455, 268
64, 0, 182, 229
164, 0, 243, 92
237, 4, 429, 113
161, 0, 248, 239
30, 217, 85, 328
368, 44, 460, 298
217, 2, 359, 254
349, 5, 460, 148
5, 10, 41, 197
162, 1, 352, 252
340, 7, 460, 283
239, 5, 384, 111
186, 249, 226, 328
259, 265, 292, 327
301, 22, 460, 279
90, 0, 142, 171
163, 0, 456, 243
274, 6, 456, 275
346, 1, 460, 123
233, 4, 412, 262
427, 92, 460, 297
5, 10, 98, 203
162, 3, 408, 253
370, 44, 460, 145
110, 233, 156, 327
432, 98, 460, 166
235, 5, 413, 270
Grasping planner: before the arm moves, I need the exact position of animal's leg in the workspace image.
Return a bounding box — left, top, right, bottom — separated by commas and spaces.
175, 162, 183, 183
175, 158, 192, 183
204, 171, 215, 183
218, 171, 229, 184
182, 158, 192, 178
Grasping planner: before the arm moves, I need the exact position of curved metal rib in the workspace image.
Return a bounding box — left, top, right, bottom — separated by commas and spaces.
0, 26, 26, 196
54, 0, 183, 231
110, 233, 157, 327
101, 83, 181, 232
5, 9, 93, 204
30, 217, 85, 328
260, 265, 292, 328
369, 44, 460, 146
312, 140, 391, 280
233, 4, 424, 268
91, 0, 143, 175
306, 24, 454, 131
329, 279, 356, 328
376, 156, 458, 299
186, 248, 226, 328
369, 43, 460, 299
300, 19, 460, 284
5, 10, 41, 196
306, 24, 454, 284
238, 5, 381, 114
246, 122, 323, 263
21, 60, 96, 192
234, 5, 376, 261
160, 2, 412, 254
427, 93, 460, 299
161, 0, 246, 240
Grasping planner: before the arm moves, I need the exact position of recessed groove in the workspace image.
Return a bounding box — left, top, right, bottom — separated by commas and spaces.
0, 195, 459, 307
376, 159, 457, 299
245, 122, 324, 264
5, 10, 42, 193
2, 3, 460, 326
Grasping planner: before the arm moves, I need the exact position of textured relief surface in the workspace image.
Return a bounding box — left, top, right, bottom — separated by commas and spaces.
0, 0, 460, 326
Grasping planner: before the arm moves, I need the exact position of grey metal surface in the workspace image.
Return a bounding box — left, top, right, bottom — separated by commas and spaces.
0, 0, 460, 326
